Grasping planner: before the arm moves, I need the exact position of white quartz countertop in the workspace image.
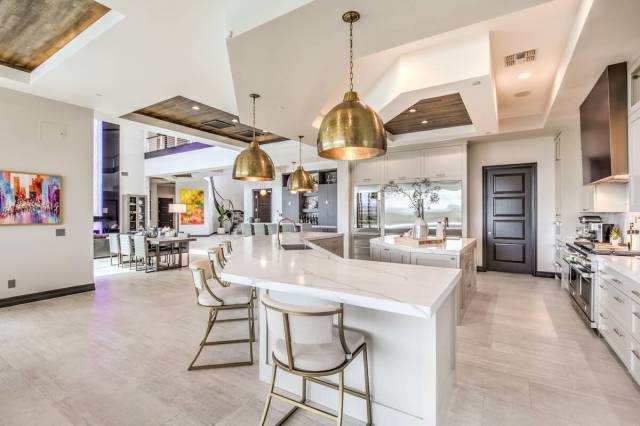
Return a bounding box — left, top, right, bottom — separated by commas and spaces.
221, 232, 461, 318
370, 235, 477, 255
596, 255, 640, 282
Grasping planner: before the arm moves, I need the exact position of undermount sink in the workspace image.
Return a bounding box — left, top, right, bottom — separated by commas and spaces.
280, 243, 312, 251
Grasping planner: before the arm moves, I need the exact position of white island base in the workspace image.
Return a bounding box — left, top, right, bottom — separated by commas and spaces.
221, 233, 460, 425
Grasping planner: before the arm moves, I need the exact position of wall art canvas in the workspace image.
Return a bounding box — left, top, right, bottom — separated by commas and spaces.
180, 189, 204, 225
0, 171, 62, 225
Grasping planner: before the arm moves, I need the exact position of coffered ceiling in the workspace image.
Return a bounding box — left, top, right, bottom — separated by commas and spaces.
131, 96, 287, 144
384, 94, 472, 135
0, 0, 109, 72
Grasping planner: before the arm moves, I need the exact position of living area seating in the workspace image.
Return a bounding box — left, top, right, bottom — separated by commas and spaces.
259, 294, 372, 425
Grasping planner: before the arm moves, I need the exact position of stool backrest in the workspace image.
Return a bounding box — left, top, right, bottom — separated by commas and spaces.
119, 234, 132, 255
133, 235, 148, 257
241, 223, 253, 236
266, 223, 278, 235
108, 233, 120, 254
189, 259, 221, 304
253, 224, 267, 235
262, 293, 340, 346
281, 223, 296, 233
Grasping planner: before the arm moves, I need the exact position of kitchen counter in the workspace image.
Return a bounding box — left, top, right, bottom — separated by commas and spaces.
221, 232, 459, 425
596, 255, 640, 281
370, 235, 476, 255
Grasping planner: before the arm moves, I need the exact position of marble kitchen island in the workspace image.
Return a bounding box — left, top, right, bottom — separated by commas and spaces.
221, 232, 460, 426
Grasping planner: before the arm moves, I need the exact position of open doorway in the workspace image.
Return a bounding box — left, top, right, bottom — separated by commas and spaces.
483, 163, 537, 275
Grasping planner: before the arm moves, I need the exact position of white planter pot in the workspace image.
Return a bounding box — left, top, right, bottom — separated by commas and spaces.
217, 227, 226, 235
611, 238, 621, 246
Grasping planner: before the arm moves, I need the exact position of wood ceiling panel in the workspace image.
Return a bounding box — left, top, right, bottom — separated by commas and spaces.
384, 93, 472, 135
134, 96, 288, 144
0, 0, 110, 72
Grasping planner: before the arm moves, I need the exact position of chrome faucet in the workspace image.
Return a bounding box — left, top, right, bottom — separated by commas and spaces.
277, 217, 296, 249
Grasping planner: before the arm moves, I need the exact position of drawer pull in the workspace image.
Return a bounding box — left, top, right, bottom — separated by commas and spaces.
633, 312, 640, 320
599, 312, 607, 319
613, 328, 624, 337
614, 296, 624, 304
632, 290, 640, 298
633, 350, 640, 360
612, 278, 623, 285
599, 284, 607, 289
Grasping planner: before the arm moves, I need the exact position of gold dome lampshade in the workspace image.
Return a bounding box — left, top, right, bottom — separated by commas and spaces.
287, 135, 314, 192
317, 11, 387, 161
232, 94, 275, 181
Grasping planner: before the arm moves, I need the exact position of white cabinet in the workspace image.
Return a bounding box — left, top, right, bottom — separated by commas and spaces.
423, 145, 463, 180
353, 157, 383, 185
385, 151, 422, 182
580, 183, 627, 212
390, 249, 411, 264
629, 113, 640, 212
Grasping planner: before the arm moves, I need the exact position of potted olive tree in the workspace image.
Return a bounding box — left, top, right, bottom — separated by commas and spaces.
384, 178, 441, 240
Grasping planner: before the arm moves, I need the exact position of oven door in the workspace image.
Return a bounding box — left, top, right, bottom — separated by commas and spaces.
579, 271, 594, 322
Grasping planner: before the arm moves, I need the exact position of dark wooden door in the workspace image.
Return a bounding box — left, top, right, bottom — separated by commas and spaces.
484, 164, 536, 274
253, 189, 272, 222
158, 197, 174, 228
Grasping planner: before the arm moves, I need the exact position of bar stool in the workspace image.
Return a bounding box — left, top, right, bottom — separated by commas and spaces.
260, 294, 372, 426
187, 259, 255, 370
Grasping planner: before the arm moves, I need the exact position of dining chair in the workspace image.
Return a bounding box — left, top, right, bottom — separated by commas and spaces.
241, 223, 253, 236
254, 224, 267, 236
119, 234, 133, 269
260, 294, 372, 426
281, 223, 297, 233
266, 223, 278, 235
188, 259, 255, 370
108, 233, 121, 266
133, 235, 154, 273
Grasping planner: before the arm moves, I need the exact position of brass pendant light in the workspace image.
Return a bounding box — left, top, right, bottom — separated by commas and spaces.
232, 94, 276, 181
317, 11, 387, 161
287, 135, 315, 193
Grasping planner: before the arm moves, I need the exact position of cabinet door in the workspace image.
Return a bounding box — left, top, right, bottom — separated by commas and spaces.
379, 247, 391, 262
389, 248, 411, 264
630, 116, 640, 211
385, 151, 422, 182
423, 145, 463, 180
370, 246, 381, 261
580, 185, 594, 212
410, 252, 457, 268
282, 191, 300, 221
318, 184, 337, 226
354, 157, 383, 185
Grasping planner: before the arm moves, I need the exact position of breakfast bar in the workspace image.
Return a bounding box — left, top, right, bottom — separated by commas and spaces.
221, 232, 460, 426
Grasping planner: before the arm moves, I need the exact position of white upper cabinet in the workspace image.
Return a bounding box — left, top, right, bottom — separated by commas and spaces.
353, 156, 383, 185
385, 150, 422, 182
423, 145, 463, 180
629, 112, 640, 211
581, 182, 628, 213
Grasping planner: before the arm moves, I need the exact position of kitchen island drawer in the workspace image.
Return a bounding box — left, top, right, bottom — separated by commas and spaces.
630, 338, 640, 383
604, 283, 632, 330
410, 252, 457, 268
600, 266, 640, 304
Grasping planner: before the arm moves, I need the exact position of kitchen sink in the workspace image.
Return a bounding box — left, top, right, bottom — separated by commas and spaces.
280, 244, 312, 250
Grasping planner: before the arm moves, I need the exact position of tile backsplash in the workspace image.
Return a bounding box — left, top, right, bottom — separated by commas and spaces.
599, 212, 640, 243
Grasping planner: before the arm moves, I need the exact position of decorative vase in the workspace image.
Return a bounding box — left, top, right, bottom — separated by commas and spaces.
413, 217, 428, 240
611, 237, 621, 246
217, 227, 226, 235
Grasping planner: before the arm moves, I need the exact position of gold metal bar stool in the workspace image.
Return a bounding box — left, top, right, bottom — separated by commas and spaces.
260, 294, 372, 426
187, 258, 255, 370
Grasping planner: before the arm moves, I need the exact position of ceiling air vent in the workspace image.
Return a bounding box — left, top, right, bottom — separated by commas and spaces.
504, 49, 536, 67
236, 129, 264, 138
201, 119, 235, 129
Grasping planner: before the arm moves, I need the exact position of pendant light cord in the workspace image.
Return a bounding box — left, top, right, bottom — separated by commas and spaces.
299, 136, 303, 165
349, 20, 354, 92
252, 96, 256, 143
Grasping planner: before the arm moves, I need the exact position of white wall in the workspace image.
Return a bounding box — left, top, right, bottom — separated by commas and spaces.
119, 124, 146, 196
175, 179, 214, 236
0, 87, 93, 299
468, 136, 556, 272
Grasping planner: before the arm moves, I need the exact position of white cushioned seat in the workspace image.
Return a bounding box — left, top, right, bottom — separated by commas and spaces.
273, 327, 365, 372
198, 285, 252, 307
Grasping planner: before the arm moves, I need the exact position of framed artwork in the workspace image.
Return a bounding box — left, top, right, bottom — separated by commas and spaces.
179, 189, 204, 225
0, 171, 62, 225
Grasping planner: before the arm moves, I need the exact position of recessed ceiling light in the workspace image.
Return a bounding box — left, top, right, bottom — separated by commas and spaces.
232, 118, 238, 123
421, 120, 429, 124
191, 105, 200, 110
514, 90, 532, 98
517, 72, 532, 80
409, 108, 417, 113
95, 93, 103, 97
472, 81, 482, 86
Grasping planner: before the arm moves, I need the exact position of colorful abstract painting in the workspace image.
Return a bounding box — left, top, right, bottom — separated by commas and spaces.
180, 189, 204, 225
0, 171, 61, 225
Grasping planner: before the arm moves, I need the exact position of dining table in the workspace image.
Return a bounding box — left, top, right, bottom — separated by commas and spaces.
147, 235, 197, 271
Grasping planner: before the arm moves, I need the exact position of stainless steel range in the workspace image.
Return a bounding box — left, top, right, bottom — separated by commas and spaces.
564, 242, 596, 328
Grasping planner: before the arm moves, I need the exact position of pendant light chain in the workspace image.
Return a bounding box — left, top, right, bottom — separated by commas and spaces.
349, 19, 354, 92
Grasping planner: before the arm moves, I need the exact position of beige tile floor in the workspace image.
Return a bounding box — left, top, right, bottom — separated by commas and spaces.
1, 258, 639, 425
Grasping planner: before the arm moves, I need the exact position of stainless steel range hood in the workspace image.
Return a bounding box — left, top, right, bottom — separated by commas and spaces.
580, 62, 629, 184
